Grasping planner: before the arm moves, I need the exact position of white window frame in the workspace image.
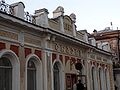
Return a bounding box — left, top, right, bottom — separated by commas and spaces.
52, 60, 65, 90
25, 54, 43, 90
0, 49, 20, 90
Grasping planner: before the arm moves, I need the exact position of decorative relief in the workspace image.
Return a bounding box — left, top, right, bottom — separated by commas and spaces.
0, 30, 18, 40
64, 22, 72, 31
64, 16, 72, 31
90, 54, 95, 59
53, 43, 81, 57
96, 56, 102, 60
103, 58, 107, 62
89, 51, 109, 63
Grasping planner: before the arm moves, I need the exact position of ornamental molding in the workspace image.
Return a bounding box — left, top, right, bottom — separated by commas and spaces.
0, 30, 18, 40
53, 42, 83, 57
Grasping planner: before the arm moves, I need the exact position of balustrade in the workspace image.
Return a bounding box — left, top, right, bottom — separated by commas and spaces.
0, 0, 36, 24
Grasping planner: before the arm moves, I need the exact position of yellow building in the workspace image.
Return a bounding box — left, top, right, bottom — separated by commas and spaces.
0, 1, 114, 90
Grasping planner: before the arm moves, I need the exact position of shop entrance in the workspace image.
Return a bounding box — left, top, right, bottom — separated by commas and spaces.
66, 73, 77, 90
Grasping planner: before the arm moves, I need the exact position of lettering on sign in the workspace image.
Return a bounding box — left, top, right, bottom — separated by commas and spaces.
0, 30, 18, 40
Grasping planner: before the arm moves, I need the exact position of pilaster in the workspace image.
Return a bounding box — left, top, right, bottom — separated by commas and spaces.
18, 31, 25, 90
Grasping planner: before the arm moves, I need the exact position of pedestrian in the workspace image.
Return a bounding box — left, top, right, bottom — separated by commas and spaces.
73, 82, 77, 90
76, 80, 85, 90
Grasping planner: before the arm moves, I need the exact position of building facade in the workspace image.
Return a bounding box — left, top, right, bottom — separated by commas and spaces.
0, 1, 114, 90
91, 28, 120, 90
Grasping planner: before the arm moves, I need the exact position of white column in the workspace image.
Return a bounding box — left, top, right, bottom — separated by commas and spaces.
94, 68, 99, 90
42, 50, 48, 90
86, 62, 91, 90
106, 70, 110, 90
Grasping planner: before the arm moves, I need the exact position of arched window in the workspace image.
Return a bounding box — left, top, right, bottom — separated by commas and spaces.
53, 62, 60, 90
91, 67, 95, 90
0, 57, 12, 90
27, 60, 36, 90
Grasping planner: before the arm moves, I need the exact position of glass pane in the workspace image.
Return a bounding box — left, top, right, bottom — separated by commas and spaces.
27, 60, 36, 90
27, 60, 36, 69
0, 57, 12, 90
0, 57, 12, 67
53, 63, 60, 90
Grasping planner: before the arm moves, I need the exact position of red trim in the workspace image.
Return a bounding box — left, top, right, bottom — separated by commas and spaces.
52, 53, 56, 62
35, 50, 42, 59
10, 45, 19, 56
0, 42, 5, 50
70, 57, 76, 64
25, 48, 31, 57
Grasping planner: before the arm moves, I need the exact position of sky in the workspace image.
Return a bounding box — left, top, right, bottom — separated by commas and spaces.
6, 0, 120, 33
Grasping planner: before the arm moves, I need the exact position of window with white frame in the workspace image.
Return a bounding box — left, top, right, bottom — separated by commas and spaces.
53, 62, 60, 90
27, 60, 36, 90
0, 57, 12, 90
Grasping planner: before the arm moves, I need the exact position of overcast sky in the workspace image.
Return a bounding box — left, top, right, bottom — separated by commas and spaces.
6, 0, 120, 33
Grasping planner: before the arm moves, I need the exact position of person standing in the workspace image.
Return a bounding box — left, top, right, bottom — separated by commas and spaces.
73, 82, 77, 90
76, 80, 85, 90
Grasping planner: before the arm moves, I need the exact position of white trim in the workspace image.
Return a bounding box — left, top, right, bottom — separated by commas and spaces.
0, 49, 20, 90
105, 69, 110, 90
91, 66, 98, 90
99, 67, 105, 90
25, 54, 43, 90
